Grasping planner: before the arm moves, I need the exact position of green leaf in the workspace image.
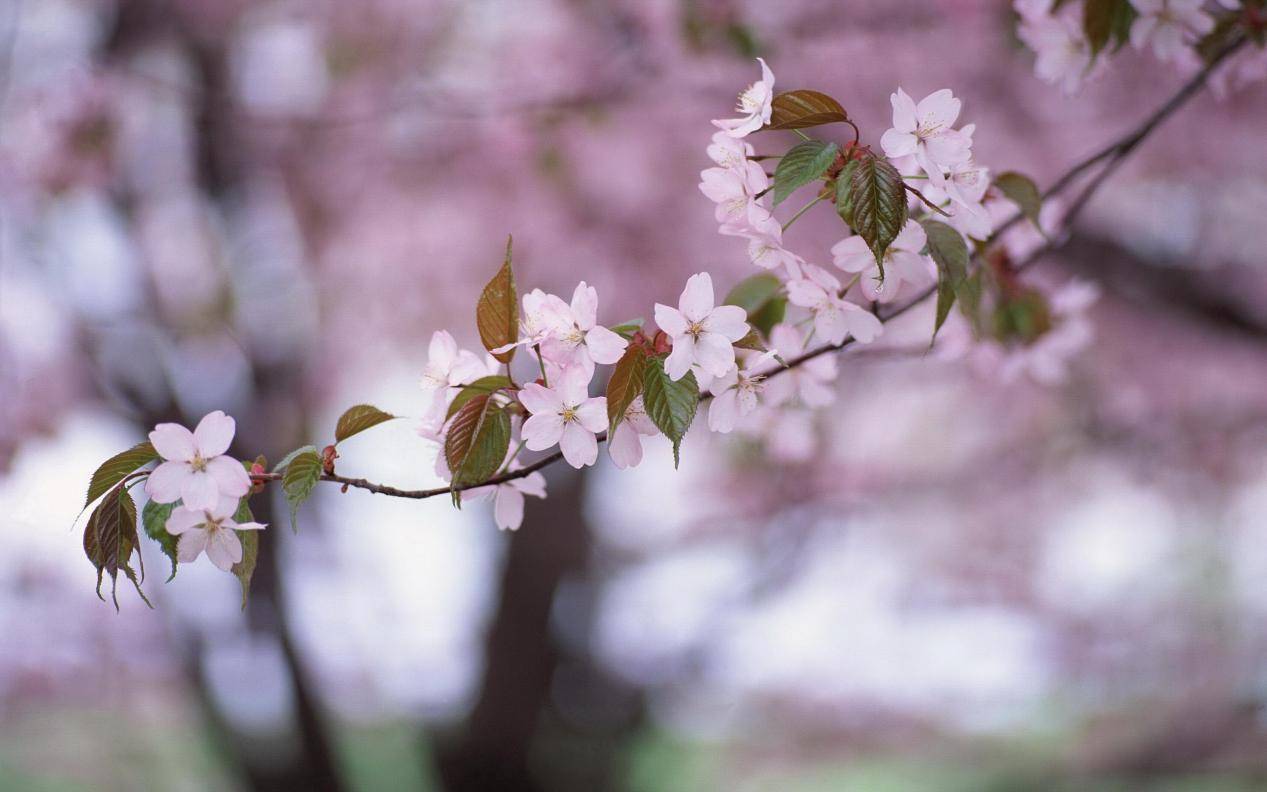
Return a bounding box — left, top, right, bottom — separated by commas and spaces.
231, 498, 258, 610
836, 153, 908, 273
724, 272, 786, 337
642, 356, 699, 468
921, 220, 970, 341
84, 485, 148, 609
606, 345, 647, 436
772, 140, 839, 206
993, 171, 1043, 226
273, 445, 318, 474
1084, 0, 1135, 56
609, 318, 644, 339
446, 375, 514, 420
141, 499, 180, 582
477, 236, 519, 364
766, 90, 850, 131
334, 404, 396, 443
282, 449, 322, 532
444, 394, 512, 501
84, 441, 158, 509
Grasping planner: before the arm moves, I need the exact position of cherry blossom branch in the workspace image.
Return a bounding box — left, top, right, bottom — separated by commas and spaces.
253, 42, 1244, 503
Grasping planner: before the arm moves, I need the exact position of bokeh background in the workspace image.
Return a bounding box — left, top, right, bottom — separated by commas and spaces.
3, 0, 1267, 790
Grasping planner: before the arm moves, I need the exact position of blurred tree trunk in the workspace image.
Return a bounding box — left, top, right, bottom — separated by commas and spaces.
437, 467, 645, 792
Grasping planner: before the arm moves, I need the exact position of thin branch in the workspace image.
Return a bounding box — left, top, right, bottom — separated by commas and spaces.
258, 39, 1244, 502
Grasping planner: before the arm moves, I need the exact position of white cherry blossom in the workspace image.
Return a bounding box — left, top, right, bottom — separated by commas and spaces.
832, 219, 935, 303
879, 88, 972, 184
654, 272, 750, 381
538, 282, 628, 376
761, 323, 837, 408
608, 396, 659, 470
519, 365, 607, 468
1130, 0, 1214, 62
462, 453, 547, 531
146, 411, 251, 511
786, 264, 883, 346
165, 493, 266, 571
712, 57, 775, 138
708, 351, 775, 434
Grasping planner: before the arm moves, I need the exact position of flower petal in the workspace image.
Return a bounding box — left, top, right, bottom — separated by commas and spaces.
176, 529, 208, 563
570, 282, 598, 330
694, 332, 737, 377
574, 397, 608, 433
654, 304, 688, 338
708, 389, 739, 434
678, 273, 715, 322
206, 456, 251, 500
522, 413, 565, 451
584, 325, 628, 365
145, 461, 189, 504
703, 304, 749, 342
664, 337, 695, 381
519, 383, 564, 416
165, 507, 204, 536
608, 423, 644, 470
193, 411, 236, 458
180, 470, 219, 512
493, 487, 526, 531
559, 422, 598, 468
149, 423, 197, 462
205, 529, 243, 571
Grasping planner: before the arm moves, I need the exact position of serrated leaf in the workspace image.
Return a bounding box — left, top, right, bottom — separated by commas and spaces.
84, 442, 158, 509
1084, 0, 1134, 56
606, 345, 647, 436
724, 272, 786, 336
334, 404, 396, 443
272, 445, 318, 474
446, 375, 514, 420
231, 498, 258, 610
84, 485, 146, 609
993, 171, 1043, 226
766, 90, 849, 131
642, 356, 699, 468
772, 140, 839, 205
921, 219, 970, 341
444, 394, 512, 500
836, 153, 908, 271
282, 449, 321, 532
141, 499, 180, 582
477, 236, 519, 364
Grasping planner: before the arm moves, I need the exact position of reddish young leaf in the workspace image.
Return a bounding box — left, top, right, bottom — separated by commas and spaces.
477, 236, 519, 364
334, 404, 396, 443
766, 90, 850, 130
444, 394, 511, 499
606, 345, 647, 436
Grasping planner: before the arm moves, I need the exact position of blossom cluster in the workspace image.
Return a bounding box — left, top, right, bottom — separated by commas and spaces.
1015, 0, 1254, 95
81, 57, 1108, 601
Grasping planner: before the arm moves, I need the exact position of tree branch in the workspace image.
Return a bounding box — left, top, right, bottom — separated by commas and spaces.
255, 38, 1246, 502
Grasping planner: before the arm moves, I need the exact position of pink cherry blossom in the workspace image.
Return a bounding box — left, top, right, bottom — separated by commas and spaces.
462, 455, 547, 531
832, 219, 935, 303
164, 493, 266, 572
538, 282, 629, 376
699, 160, 770, 232
708, 351, 775, 434
654, 272, 750, 381
1016, 2, 1095, 94
146, 411, 252, 511
742, 210, 804, 278
879, 88, 972, 184
608, 395, 659, 470
712, 57, 775, 138
761, 323, 837, 408
1130, 0, 1214, 62
706, 131, 754, 169
519, 365, 607, 468
786, 264, 884, 346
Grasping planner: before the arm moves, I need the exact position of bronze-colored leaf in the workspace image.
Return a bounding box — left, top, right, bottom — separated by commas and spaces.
766, 90, 849, 131
477, 236, 519, 364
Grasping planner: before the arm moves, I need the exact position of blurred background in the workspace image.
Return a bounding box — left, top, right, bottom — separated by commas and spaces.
3, 0, 1267, 790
